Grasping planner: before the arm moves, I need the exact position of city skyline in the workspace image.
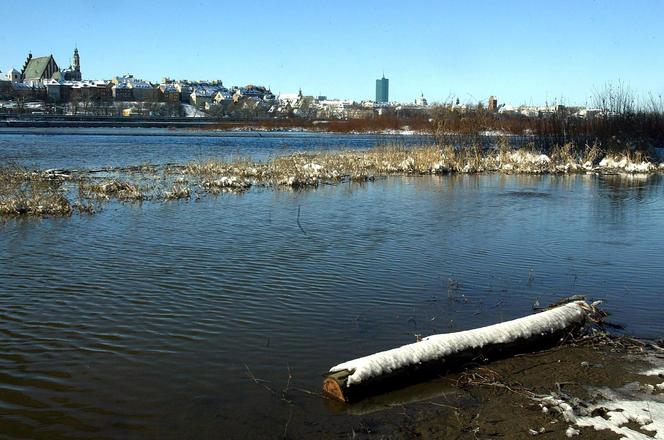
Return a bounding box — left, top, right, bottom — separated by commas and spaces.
1, 0, 663, 105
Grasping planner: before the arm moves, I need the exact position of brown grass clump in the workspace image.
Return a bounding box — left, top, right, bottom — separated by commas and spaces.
163, 185, 191, 200
0, 189, 72, 217
180, 145, 449, 189
0, 166, 73, 217
178, 143, 662, 191
79, 179, 145, 201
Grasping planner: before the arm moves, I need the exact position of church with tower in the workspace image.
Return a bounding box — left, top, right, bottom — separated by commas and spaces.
19, 47, 81, 82
59, 48, 82, 81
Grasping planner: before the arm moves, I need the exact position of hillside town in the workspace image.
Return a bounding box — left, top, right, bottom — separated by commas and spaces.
1, 48, 602, 121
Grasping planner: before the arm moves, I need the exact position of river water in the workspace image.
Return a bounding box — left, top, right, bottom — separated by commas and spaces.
1, 130, 663, 439
0, 128, 433, 170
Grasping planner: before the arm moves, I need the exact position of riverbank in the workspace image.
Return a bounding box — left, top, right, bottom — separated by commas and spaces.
328, 332, 664, 439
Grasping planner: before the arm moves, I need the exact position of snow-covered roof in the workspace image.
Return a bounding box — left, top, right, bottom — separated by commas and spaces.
192, 85, 226, 97
130, 81, 153, 89
279, 93, 300, 102
214, 90, 233, 99
12, 83, 33, 90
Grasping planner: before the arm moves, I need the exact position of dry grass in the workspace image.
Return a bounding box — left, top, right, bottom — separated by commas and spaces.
0, 166, 73, 217
79, 179, 145, 201
176, 142, 662, 189
2, 143, 662, 218
163, 184, 191, 200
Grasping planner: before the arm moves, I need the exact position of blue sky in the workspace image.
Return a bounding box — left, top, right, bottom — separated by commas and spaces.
1, 0, 662, 105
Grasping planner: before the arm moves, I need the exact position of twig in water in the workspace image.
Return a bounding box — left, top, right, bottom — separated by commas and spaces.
296, 204, 307, 236
283, 407, 293, 439
428, 401, 460, 410
244, 363, 276, 395
293, 387, 327, 400
282, 363, 293, 402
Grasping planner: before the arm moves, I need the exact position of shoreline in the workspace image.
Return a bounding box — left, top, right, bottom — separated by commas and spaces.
339, 333, 664, 439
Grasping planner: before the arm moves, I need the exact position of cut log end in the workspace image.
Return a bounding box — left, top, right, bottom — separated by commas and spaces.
323, 370, 350, 402
323, 378, 345, 402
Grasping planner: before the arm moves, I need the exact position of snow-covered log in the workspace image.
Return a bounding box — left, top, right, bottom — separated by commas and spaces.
324, 300, 593, 402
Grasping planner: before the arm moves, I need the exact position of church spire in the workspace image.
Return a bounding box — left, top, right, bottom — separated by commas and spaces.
72, 47, 80, 72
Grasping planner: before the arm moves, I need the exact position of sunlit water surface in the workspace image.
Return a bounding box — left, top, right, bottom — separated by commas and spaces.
1, 132, 663, 439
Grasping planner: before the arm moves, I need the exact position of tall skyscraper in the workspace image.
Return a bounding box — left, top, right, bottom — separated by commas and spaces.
375, 75, 389, 103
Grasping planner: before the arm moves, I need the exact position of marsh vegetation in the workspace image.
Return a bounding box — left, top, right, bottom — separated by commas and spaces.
1, 142, 662, 218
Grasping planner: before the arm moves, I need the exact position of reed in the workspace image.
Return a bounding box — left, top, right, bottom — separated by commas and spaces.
0, 166, 73, 217
79, 179, 145, 201
2, 142, 662, 218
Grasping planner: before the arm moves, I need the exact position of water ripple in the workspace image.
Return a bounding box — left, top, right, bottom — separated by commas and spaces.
1, 172, 663, 438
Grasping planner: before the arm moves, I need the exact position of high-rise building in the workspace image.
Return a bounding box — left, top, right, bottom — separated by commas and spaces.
375, 75, 389, 103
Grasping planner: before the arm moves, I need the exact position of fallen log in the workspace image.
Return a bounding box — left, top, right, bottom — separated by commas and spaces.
323, 300, 596, 403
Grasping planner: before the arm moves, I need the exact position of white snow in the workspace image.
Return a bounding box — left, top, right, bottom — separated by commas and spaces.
565, 426, 580, 437
204, 176, 250, 189
598, 156, 655, 173
329, 301, 589, 386
181, 103, 208, 118
572, 387, 664, 439
302, 163, 322, 173
641, 367, 664, 377
541, 358, 664, 440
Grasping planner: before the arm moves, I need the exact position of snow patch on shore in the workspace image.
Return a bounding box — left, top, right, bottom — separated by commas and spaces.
641, 366, 664, 377
576, 391, 664, 439
542, 355, 664, 439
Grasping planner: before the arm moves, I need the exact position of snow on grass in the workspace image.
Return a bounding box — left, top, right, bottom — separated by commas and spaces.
329, 301, 589, 386
599, 155, 655, 173
541, 356, 664, 439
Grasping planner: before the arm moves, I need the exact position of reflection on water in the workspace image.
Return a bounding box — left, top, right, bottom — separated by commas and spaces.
1, 173, 663, 439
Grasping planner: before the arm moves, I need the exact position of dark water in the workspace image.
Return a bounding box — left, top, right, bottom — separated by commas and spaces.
1, 132, 664, 439
0, 128, 433, 170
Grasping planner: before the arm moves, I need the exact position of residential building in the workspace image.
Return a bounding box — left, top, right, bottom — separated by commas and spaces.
11, 82, 41, 100
213, 89, 234, 104
6, 68, 21, 82
112, 82, 133, 101
129, 79, 159, 102
190, 86, 217, 107
159, 84, 180, 102
0, 78, 11, 99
